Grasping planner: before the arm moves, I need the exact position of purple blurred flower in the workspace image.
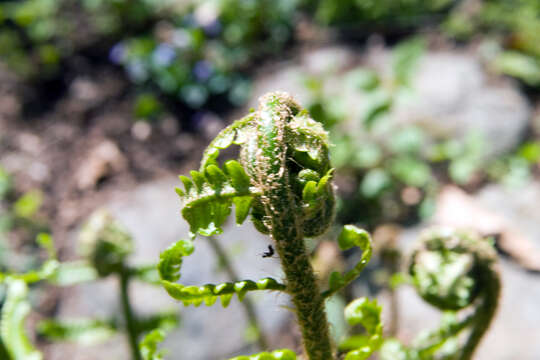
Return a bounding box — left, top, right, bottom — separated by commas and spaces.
152, 43, 176, 67
193, 60, 213, 81
109, 43, 126, 64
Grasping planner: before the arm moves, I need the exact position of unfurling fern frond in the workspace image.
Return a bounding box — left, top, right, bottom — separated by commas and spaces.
380, 228, 500, 360
1, 279, 43, 360
342, 298, 383, 360
158, 239, 285, 307
140, 329, 167, 360
161, 277, 287, 307
322, 225, 373, 299
176, 161, 255, 237
158, 92, 339, 359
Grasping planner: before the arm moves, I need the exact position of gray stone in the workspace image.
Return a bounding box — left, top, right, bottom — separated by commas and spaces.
246, 46, 530, 160
390, 52, 530, 159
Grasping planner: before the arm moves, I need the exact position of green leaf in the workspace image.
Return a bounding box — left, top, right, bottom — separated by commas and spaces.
138, 312, 179, 360
343, 297, 383, 360
229, 349, 297, 360
13, 189, 42, 219
4, 259, 60, 285
140, 329, 167, 360
344, 298, 381, 333
200, 115, 254, 169
161, 278, 286, 307
37, 318, 116, 345
48, 261, 98, 286
493, 51, 540, 86
233, 196, 253, 225
360, 169, 391, 198
322, 225, 372, 298
1, 279, 43, 360
363, 92, 392, 129
36, 233, 56, 259
393, 36, 426, 87
158, 239, 194, 282
390, 157, 431, 187
178, 161, 255, 236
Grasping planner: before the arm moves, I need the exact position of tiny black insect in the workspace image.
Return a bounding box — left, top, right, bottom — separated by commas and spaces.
262, 245, 275, 258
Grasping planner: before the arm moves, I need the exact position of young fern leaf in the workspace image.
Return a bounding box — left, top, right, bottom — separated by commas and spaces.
229, 349, 297, 360
322, 225, 373, 299
0, 279, 43, 360
139, 311, 178, 360
140, 329, 167, 360
176, 160, 255, 236
158, 238, 194, 282
161, 277, 287, 307
342, 298, 383, 360
158, 239, 286, 307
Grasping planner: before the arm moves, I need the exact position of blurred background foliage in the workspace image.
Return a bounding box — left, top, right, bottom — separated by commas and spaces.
1, 0, 540, 358
1, 0, 539, 115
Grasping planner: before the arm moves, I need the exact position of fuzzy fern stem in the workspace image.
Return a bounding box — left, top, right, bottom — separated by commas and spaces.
247, 93, 333, 359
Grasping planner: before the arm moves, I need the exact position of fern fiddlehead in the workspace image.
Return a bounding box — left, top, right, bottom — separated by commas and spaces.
162, 92, 346, 359
381, 227, 501, 360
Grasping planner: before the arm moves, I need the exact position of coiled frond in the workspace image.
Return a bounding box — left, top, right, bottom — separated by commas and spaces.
380, 227, 500, 360
1, 279, 42, 360
343, 298, 383, 360
322, 225, 373, 299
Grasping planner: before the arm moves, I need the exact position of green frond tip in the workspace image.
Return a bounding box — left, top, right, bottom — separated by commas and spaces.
158, 238, 194, 282
229, 349, 297, 360
177, 160, 255, 236
161, 278, 286, 307
140, 329, 167, 360
36, 233, 56, 260
1, 279, 43, 360
199, 114, 254, 170
343, 297, 383, 360
322, 225, 373, 298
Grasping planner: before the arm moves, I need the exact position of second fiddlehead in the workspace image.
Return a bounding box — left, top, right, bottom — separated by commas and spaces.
381, 227, 501, 360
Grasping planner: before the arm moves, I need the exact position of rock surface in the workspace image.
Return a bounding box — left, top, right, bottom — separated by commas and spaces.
246, 46, 530, 160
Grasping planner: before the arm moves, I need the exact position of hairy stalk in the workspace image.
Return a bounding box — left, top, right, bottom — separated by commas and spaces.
248, 94, 332, 359
119, 268, 142, 360
206, 236, 269, 350
460, 260, 500, 360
